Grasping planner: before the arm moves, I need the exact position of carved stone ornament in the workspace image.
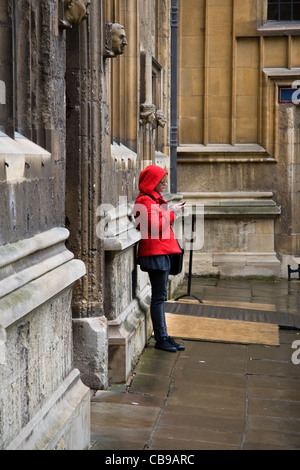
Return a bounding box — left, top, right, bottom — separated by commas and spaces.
140, 103, 156, 126
155, 110, 167, 128
104, 22, 128, 58
60, 0, 91, 30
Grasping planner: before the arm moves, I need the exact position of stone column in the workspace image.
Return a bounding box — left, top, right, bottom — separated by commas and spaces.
65, 1, 108, 389
65, 1, 105, 319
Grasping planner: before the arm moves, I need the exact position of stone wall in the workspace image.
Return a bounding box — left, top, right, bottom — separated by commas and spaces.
0, 0, 89, 449
177, 0, 300, 278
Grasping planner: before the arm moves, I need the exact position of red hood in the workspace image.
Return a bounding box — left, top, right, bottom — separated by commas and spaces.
138, 165, 168, 195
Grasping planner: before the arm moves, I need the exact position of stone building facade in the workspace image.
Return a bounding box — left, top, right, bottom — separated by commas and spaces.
1, 0, 299, 451
177, 0, 300, 278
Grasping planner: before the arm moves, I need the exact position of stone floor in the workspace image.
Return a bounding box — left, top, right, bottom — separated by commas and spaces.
90, 277, 300, 451
174, 276, 300, 315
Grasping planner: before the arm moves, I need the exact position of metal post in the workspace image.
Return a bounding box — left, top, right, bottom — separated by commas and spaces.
170, 0, 178, 194
175, 212, 203, 303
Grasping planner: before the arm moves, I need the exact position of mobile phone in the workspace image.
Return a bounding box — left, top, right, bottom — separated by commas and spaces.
181, 201, 186, 205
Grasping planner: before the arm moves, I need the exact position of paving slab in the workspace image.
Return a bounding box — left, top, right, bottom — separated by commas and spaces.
248, 375, 300, 401
149, 424, 242, 450
158, 404, 245, 434
244, 427, 300, 450
248, 398, 300, 420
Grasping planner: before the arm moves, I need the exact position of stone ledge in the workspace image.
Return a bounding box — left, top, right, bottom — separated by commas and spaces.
258, 22, 300, 36
177, 144, 274, 163
104, 228, 141, 251
111, 142, 137, 170
0, 259, 86, 330
0, 132, 51, 181
213, 252, 280, 278
213, 252, 280, 266
263, 67, 300, 78
101, 202, 141, 251
0, 227, 69, 269
181, 192, 281, 219
0, 228, 75, 296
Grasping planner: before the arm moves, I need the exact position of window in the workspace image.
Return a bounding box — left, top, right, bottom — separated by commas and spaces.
268, 0, 300, 21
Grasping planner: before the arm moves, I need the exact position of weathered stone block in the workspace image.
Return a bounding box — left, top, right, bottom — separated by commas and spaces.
73, 317, 108, 390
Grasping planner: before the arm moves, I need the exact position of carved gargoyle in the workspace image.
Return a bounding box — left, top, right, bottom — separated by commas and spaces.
60, 0, 91, 29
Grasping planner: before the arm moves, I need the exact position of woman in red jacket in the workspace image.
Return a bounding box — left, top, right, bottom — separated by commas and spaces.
134, 165, 185, 352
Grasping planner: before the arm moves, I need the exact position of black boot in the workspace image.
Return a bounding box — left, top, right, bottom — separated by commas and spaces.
168, 336, 185, 351
155, 337, 177, 352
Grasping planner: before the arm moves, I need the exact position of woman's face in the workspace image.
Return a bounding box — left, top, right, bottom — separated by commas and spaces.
155, 175, 168, 193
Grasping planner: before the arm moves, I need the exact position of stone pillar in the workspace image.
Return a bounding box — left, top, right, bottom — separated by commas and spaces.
65, 2, 109, 389
65, 1, 105, 319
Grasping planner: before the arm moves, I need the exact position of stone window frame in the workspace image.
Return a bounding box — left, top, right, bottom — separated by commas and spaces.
152, 56, 165, 152
262, 68, 300, 160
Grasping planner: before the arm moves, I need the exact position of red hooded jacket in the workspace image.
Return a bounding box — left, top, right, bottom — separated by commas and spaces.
134, 165, 182, 257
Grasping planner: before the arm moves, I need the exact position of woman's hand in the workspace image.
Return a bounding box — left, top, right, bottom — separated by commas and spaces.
172, 202, 186, 214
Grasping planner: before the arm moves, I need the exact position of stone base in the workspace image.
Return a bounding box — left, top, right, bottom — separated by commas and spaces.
73, 317, 108, 390
6, 369, 90, 450
179, 192, 281, 279
108, 286, 152, 384
0, 228, 89, 450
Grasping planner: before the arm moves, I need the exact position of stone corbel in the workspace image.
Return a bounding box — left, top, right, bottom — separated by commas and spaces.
59, 0, 91, 30
140, 103, 156, 126
154, 109, 167, 129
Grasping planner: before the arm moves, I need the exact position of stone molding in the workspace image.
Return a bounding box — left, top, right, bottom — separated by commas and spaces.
180, 191, 281, 219
177, 144, 274, 163
0, 228, 86, 363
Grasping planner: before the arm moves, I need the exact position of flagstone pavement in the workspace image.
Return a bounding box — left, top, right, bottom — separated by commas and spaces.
90, 277, 300, 450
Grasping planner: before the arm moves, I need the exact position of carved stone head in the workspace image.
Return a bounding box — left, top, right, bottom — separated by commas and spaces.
140, 103, 156, 126
62, 0, 91, 28
111, 23, 128, 56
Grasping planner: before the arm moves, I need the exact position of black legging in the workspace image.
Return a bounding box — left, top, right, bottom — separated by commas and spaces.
148, 269, 169, 340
